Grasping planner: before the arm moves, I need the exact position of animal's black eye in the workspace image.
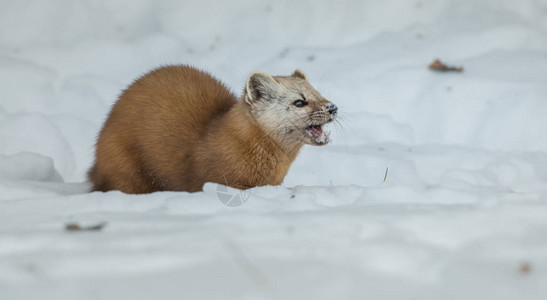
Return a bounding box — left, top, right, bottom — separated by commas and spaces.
292, 100, 308, 107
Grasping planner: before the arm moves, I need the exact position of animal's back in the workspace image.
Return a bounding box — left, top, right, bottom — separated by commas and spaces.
89, 65, 237, 193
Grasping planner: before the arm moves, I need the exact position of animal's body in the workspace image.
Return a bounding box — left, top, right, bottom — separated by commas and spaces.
89, 65, 337, 193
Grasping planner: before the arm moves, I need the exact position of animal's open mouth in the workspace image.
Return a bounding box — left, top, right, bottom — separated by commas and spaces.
305, 124, 331, 145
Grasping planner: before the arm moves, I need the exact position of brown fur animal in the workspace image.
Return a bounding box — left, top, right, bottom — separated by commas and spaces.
88, 65, 337, 193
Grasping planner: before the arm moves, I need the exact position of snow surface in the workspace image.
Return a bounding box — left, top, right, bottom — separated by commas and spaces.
1, 0, 547, 299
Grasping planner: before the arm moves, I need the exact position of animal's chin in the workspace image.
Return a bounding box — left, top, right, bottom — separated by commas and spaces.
304, 123, 331, 146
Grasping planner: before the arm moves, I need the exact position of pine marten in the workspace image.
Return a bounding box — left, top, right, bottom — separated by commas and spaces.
88, 65, 337, 193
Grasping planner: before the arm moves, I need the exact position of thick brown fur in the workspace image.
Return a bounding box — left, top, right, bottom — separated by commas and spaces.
89, 65, 336, 193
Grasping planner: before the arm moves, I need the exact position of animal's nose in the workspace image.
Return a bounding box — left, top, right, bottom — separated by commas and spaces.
327, 103, 338, 116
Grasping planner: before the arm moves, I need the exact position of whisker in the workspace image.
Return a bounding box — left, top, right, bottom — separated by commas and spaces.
333, 120, 348, 145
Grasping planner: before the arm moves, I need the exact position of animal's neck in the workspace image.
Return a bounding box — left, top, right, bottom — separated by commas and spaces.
210, 100, 302, 186
229, 101, 302, 157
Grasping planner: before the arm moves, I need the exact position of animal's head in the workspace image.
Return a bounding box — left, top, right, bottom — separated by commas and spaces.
244, 69, 337, 146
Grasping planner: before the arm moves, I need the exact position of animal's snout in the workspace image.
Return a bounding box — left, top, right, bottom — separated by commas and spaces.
327, 103, 338, 117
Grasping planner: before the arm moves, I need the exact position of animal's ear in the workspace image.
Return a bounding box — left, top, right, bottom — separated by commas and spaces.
291, 69, 308, 80
246, 72, 278, 104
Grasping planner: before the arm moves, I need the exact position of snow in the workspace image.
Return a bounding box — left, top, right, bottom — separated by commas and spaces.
1, 0, 547, 299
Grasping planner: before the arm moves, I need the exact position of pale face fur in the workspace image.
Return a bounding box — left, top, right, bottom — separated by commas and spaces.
245, 69, 337, 146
